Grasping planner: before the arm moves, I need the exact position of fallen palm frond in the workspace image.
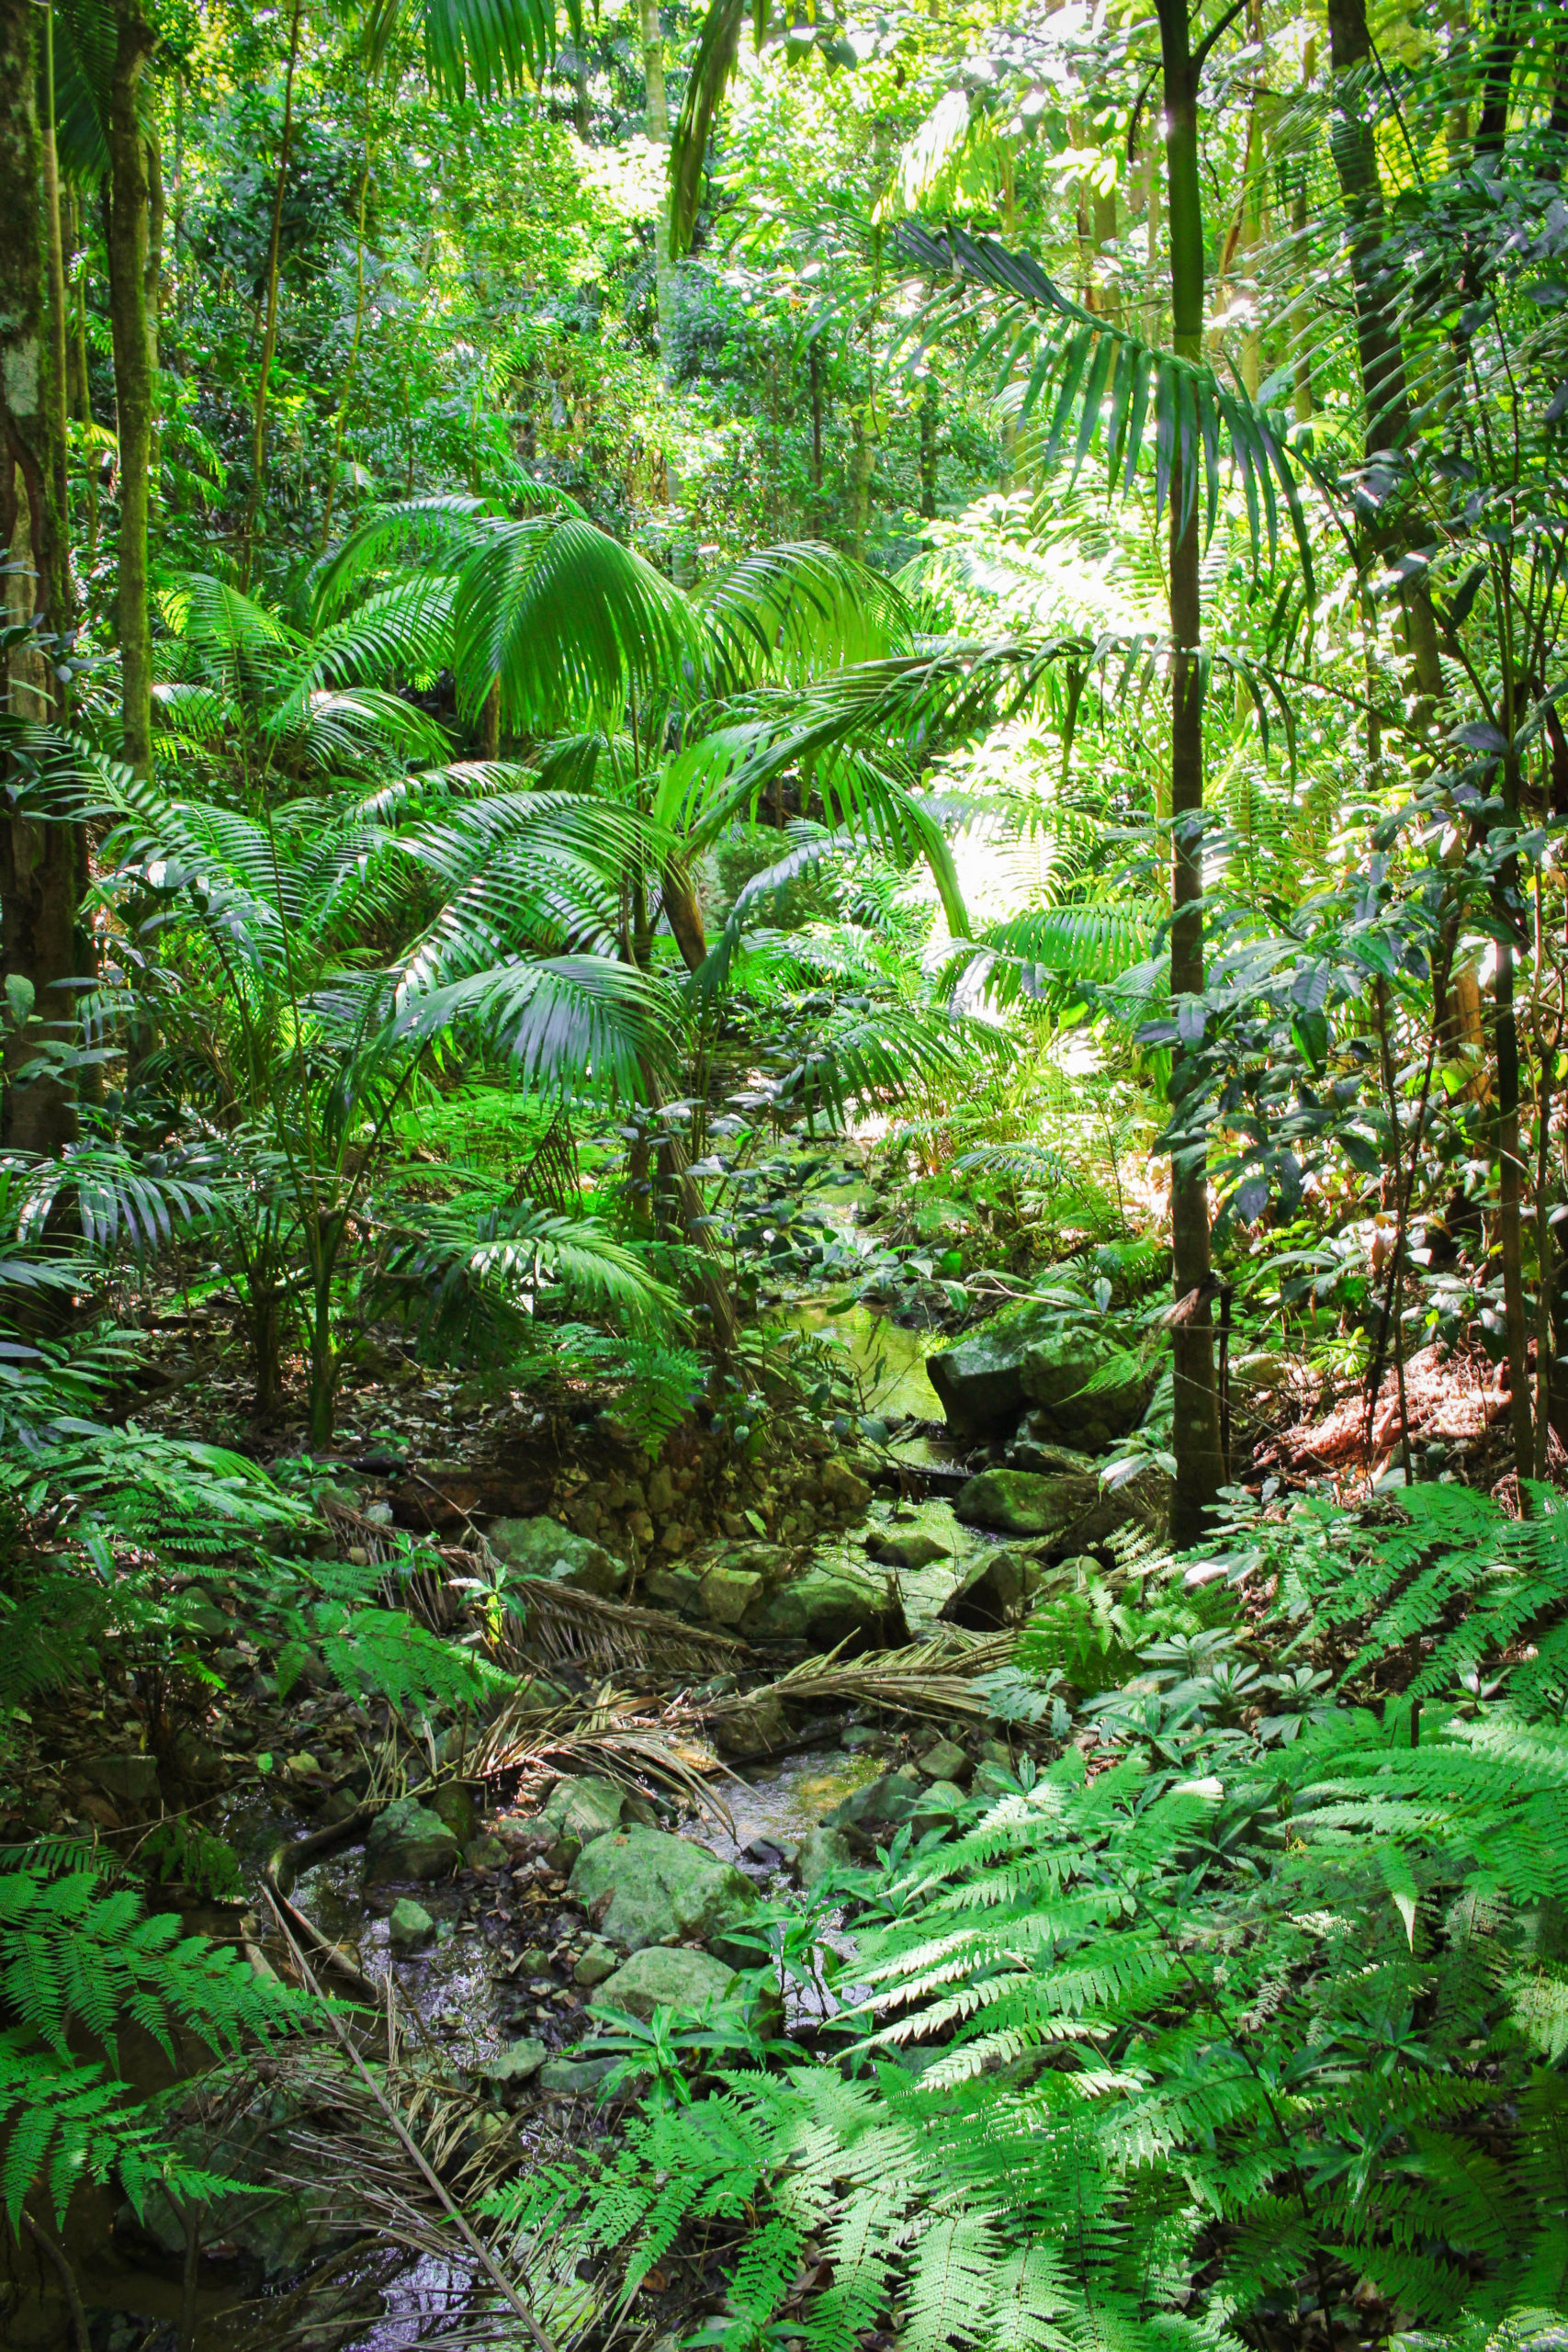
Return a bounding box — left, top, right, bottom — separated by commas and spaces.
471, 1681, 734, 1832
494, 1575, 751, 1677
228, 1899, 572, 2352
700, 1626, 1018, 1733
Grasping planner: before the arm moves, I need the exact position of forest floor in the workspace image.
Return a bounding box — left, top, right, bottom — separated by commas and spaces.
3, 1137, 1533, 2351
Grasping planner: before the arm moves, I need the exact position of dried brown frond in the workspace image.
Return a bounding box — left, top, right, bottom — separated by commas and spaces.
494, 1576, 751, 1678
700, 1627, 1017, 1732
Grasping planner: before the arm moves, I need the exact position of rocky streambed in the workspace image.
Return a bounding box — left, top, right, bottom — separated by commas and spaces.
17, 1285, 1169, 2347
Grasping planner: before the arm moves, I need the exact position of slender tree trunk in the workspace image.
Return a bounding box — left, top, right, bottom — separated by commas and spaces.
808, 337, 824, 500
1496, 739, 1535, 1488
0, 0, 77, 1157
1325, 0, 1443, 712
321, 109, 374, 549
919, 378, 938, 518
1158, 0, 1225, 1546
241, 0, 305, 590
642, 0, 678, 387
40, 6, 71, 556
107, 0, 155, 778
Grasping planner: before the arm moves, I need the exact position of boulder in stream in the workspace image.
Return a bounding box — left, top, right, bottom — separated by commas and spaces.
928, 1306, 1147, 1447
750, 1542, 903, 1647
794, 1825, 853, 1888
388, 1896, 436, 1951
365, 1795, 461, 1883
955, 1468, 1119, 1544
594, 1944, 739, 2020
488, 1515, 627, 1597
569, 1825, 760, 1958
700, 1564, 765, 1626
480, 2035, 547, 2092
542, 1775, 626, 1848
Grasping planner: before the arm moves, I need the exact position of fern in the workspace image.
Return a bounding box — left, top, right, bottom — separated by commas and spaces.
0, 1856, 303, 2224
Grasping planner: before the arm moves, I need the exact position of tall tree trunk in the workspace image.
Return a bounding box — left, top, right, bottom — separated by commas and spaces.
241, 0, 304, 590
1157, 0, 1225, 1545
1, 0, 78, 1157
40, 6, 71, 558
1325, 0, 1443, 712
919, 378, 938, 518
321, 105, 374, 549
642, 0, 678, 388
1474, 0, 1521, 153
107, 0, 155, 779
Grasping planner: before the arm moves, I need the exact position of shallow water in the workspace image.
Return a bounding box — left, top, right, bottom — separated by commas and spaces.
294, 1844, 511, 2064
697, 1744, 887, 1866
780, 1296, 945, 1423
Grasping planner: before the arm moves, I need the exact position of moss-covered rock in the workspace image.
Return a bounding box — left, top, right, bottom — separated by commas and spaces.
569, 1826, 759, 1958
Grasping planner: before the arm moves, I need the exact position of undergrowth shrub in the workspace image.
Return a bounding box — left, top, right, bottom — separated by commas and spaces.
487, 1483, 1568, 2348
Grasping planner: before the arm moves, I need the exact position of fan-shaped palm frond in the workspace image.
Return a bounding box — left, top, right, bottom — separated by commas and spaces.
955, 904, 1156, 1007
264, 684, 453, 771
698, 543, 914, 693
294, 577, 457, 694
311, 491, 573, 621
455, 514, 701, 732
160, 573, 294, 695
773, 1003, 1010, 1124
393, 954, 675, 1102
362, 0, 576, 101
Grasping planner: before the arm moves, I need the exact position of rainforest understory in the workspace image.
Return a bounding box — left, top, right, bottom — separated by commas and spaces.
5, 0, 1568, 2345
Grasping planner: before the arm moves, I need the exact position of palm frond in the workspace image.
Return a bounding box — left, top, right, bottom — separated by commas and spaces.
897, 225, 1314, 591
455, 515, 702, 732
698, 543, 914, 692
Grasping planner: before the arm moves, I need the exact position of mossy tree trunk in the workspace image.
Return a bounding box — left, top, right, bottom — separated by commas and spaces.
1157, 0, 1225, 1545
0, 0, 78, 1159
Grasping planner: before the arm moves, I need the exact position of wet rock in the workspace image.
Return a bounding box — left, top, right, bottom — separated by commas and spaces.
480, 2036, 547, 2091
465, 1833, 510, 1871
818, 1460, 873, 1515
927, 1300, 1064, 1440
539, 2052, 619, 2096
595, 1945, 739, 2020
1009, 1431, 1100, 1476
914, 1779, 967, 1832
542, 1775, 626, 1848
711, 1691, 789, 1758
700, 1566, 764, 1627
866, 1525, 954, 1571
488, 1516, 627, 1598
85, 1752, 160, 1812
916, 1738, 971, 1784
388, 1897, 436, 1951
1021, 1330, 1147, 1451
573, 1940, 620, 1987
569, 1826, 760, 1959
822, 1769, 923, 1851
645, 1565, 704, 1612
427, 1781, 479, 1845
940, 1544, 1047, 1626
795, 1826, 853, 1888
365, 1796, 461, 1883
955, 1469, 1118, 1544
750, 1544, 902, 1647
973, 1761, 1021, 1801
929, 1306, 1147, 1447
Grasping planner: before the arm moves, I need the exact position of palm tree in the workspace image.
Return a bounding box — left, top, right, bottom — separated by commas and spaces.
104, 766, 675, 1438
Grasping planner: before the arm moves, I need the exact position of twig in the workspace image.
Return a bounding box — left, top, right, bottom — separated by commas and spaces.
21, 2204, 90, 2352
